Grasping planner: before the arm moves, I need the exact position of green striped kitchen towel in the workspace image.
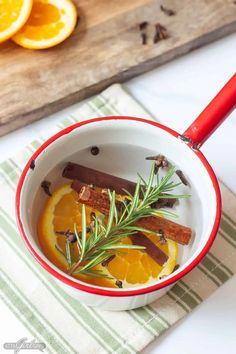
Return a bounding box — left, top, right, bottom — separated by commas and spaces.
0, 84, 235, 354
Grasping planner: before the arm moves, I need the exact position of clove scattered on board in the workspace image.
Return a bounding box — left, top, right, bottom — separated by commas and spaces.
141, 32, 147, 45
138, 21, 149, 45
153, 23, 169, 43
139, 21, 149, 30
160, 5, 176, 16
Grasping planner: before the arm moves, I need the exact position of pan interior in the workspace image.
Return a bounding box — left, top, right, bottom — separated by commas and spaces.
20, 118, 218, 290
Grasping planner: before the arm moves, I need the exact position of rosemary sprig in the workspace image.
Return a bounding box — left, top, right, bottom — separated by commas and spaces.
66, 240, 74, 267
56, 163, 189, 278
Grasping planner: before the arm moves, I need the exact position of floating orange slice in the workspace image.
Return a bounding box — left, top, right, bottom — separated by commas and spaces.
12, 0, 77, 49
38, 184, 178, 288
0, 0, 33, 43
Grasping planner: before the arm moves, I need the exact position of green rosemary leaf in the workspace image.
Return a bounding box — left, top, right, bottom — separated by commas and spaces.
108, 189, 119, 224
150, 208, 178, 218
114, 203, 118, 224
80, 251, 109, 272
105, 190, 115, 237
137, 173, 148, 187
101, 244, 145, 250
118, 199, 130, 224
80, 204, 87, 260
140, 186, 145, 198
159, 166, 176, 187
127, 179, 141, 217
156, 171, 159, 186
94, 217, 99, 240
66, 240, 74, 267
142, 163, 155, 202
121, 188, 133, 198
100, 224, 106, 233
157, 194, 190, 199
125, 225, 161, 235
74, 224, 82, 249
78, 269, 113, 279
55, 244, 67, 260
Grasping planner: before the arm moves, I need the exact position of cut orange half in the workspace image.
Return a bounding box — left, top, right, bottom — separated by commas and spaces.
0, 0, 33, 43
12, 0, 77, 49
38, 184, 178, 288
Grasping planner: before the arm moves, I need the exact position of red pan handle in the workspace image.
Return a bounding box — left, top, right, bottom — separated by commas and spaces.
182, 73, 236, 149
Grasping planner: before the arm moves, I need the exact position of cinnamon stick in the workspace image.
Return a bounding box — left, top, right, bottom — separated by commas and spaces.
66, 162, 175, 207
135, 217, 191, 245
63, 162, 137, 195
77, 185, 124, 215
75, 185, 192, 245
129, 232, 168, 265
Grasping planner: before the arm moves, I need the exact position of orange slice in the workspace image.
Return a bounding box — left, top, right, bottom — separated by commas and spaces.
38, 184, 178, 288
0, 0, 33, 43
12, 0, 77, 49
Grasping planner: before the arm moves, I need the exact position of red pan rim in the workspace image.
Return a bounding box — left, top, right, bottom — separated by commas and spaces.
15, 117, 221, 297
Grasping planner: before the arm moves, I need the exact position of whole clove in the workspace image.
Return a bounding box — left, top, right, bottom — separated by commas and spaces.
172, 264, 180, 273
90, 212, 96, 229
176, 170, 188, 186
153, 23, 168, 43
56, 230, 78, 243
139, 21, 149, 31
160, 5, 176, 16
90, 146, 100, 156
101, 255, 116, 267
159, 229, 167, 245
30, 159, 35, 170
115, 280, 123, 288
41, 180, 52, 196
146, 154, 169, 172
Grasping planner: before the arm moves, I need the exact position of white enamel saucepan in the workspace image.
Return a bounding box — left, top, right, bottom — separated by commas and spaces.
16, 74, 236, 311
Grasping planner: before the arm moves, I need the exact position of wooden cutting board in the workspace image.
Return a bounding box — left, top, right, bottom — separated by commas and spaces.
0, 0, 236, 136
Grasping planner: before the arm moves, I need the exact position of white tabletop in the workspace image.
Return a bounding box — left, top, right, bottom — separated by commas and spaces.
1, 33, 236, 354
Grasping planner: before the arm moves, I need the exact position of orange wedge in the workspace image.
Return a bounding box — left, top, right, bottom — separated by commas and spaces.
0, 0, 33, 43
38, 184, 178, 288
12, 0, 77, 49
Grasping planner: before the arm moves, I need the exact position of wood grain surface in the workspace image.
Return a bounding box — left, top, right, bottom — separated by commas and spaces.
0, 0, 236, 136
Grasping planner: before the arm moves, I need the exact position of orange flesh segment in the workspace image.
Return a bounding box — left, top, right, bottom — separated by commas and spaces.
16, 3, 64, 40
0, 0, 24, 31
